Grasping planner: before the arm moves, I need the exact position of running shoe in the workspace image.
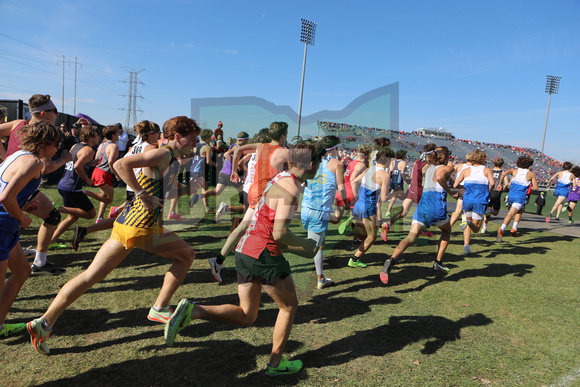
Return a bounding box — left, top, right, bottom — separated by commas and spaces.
338, 215, 353, 235
379, 258, 395, 285
569, 219, 575, 225
555, 217, 560, 221
48, 242, 67, 250
265, 356, 303, 376
510, 228, 518, 237
385, 211, 391, 218
215, 202, 229, 223
348, 258, 367, 268
463, 248, 474, 256
167, 213, 185, 221
380, 223, 390, 242
317, 277, 333, 289
31, 262, 66, 276
208, 257, 223, 283
546, 214, 552, 223
459, 221, 468, 231
562, 202, 569, 209
72, 226, 87, 251
108, 206, 119, 219
164, 299, 195, 346
23, 246, 36, 259
496, 228, 503, 242
27, 318, 52, 355
485, 212, 491, 221
1, 323, 26, 337
95, 218, 102, 224
189, 194, 201, 208
479, 227, 487, 234
147, 306, 174, 324
421, 229, 434, 237
433, 260, 450, 273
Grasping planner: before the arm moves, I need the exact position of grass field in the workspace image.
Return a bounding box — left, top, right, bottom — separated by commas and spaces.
1, 186, 578, 386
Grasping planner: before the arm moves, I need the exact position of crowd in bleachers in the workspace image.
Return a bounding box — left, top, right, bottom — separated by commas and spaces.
318, 121, 563, 186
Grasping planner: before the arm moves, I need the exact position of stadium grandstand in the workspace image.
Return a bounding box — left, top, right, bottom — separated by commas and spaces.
318, 120, 562, 186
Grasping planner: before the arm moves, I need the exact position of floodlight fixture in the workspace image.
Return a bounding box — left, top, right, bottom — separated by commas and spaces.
540, 75, 562, 154
297, 19, 317, 137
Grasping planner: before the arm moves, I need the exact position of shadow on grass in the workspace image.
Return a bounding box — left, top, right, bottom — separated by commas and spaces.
395, 263, 535, 293
299, 313, 493, 366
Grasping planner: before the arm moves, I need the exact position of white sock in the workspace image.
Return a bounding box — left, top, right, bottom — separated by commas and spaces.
512, 222, 518, 230
501, 224, 507, 231
34, 251, 48, 267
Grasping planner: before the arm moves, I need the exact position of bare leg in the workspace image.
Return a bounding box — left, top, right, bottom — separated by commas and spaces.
0, 243, 32, 325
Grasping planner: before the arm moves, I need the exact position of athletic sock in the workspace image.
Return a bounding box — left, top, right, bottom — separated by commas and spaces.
351, 255, 360, 262
152, 305, 170, 313
33, 252, 48, 267
215, 252, 226, 265
512, 222, 518, 230
41, 317, 52, 332
500, 224, 507, 231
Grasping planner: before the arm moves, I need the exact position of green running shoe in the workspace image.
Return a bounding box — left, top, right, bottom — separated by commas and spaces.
147, 306, 174, 324
348, 258, 367, 268
0, 323, 26, 338
164, 299, 194, 346
266, 356, 303, 376
27, 318, 52, 355
338, 215, 353, 235
433, 260, 450, 273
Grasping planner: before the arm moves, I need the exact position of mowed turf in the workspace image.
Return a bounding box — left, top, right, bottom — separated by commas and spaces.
1, 186, 578, 386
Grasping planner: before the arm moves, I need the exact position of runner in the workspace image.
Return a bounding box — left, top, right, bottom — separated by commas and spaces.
564, 166, 580, 224
380, 146, 458, 285
385, 149, 407, 218
164, 139, 322, 376
545, 162, 573, 222
496, 155, 538, 241
301, 136, 348, 289
0, 122, 61, 338
26, 116, 201, 355
453, 150, 494, 255
481, 158, 505, 233
349, 147, 393, 268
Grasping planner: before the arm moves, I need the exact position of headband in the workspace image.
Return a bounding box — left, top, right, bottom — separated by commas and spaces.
30, 100, 56, 114
325, 144, 339, 152
237, 136, 249, 140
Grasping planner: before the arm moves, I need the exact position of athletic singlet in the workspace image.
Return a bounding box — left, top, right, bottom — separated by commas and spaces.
115, 145, 178, 228
236, 171, 297, 258
95, 141, 114, 174
243, 153, 258, 194
219, 144, 237, 175
58, 143, 90, 192
189, 142, 206, 175
491, 169, 503, 190
336, 159, 360, 202
0, 150, 42, 233
416, 165, 448, 220
126, 141, 153, 193
303, 155, 337, 212
463, 165, 490, 205
408, 159, 427, 194
390, 159, 403, 185
248, 143, 282, 208
556, 171, 572, 190
508, 168, 530, 204
355, 165, 383, 211
456, 164, 469, 187
5, 120, 29, 157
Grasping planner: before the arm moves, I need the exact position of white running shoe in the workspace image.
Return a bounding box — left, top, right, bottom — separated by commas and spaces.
215, 202, 229, 223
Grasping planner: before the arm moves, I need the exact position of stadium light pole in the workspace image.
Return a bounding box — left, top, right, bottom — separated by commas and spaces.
540, 75, 561, 154
297, 19, 317, 137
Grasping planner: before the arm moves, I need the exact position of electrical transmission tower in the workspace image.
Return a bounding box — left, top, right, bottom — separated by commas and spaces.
121, 68, 145, 132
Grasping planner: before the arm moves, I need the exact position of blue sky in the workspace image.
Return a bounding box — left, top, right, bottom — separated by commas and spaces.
1, 0, 579, 162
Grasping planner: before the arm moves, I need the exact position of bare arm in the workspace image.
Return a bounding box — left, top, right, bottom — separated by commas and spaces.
231, 143, 260, 183
0, 156, 42, 229
436, 165, 458, 199
74, 147, 95, 185
106, 143, 121, 179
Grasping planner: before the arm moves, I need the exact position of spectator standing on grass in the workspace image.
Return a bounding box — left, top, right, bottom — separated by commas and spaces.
380, 147, 458, 285
0, 121, 61, 338
26, 116, 201, 355
534, 191, 546, 215
164, 139, 321, 376
0, 94, 71, 275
